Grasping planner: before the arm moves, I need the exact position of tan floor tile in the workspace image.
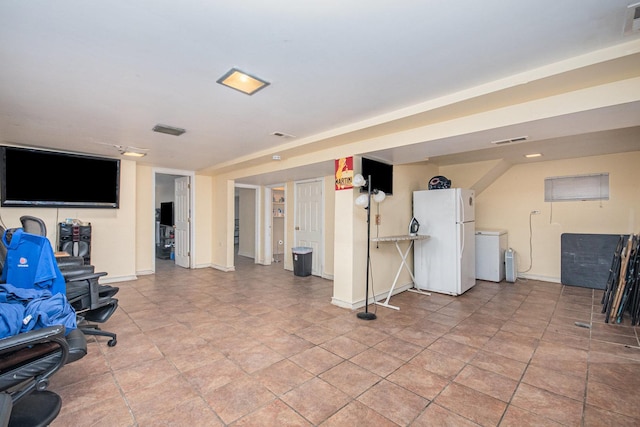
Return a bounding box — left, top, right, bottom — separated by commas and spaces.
511, 383, 583, 426
482, 330, 539, 363
373, 335, 423, 361
228, 343, 284, 373
289, 345, 344, 375
583, 404, 640, 427
319, 360, 382, 397
357, 379, 428, 426
254, 359, 314, 395
321, 400, 397, 427
411, 403, 481, 427
428, 336, 480, 362
51, 395, 135, 427
469, 350, 527, 381
135, 396, 223, 427
521, 364, 586, 401
281, 377, 351, 425
203, 375, 275, 424
586, 378, 640, 419
530, 341, 588, 378
410, 348, 466, 380
454, 364, 518, 402
435, 382, 507, 426
349, 347, 405, 377
320, 335, 368, 359
499, 405, 564, 426
386, 362, 449, 400
233, 399, 312, 427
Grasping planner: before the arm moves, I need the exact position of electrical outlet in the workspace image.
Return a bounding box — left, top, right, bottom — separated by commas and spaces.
375, 214, 381, 225
531, 210, 541, 215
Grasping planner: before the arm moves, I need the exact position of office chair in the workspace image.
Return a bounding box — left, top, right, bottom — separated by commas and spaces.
0, 325, 87, 427
2, 224, 119, 347
18, 216, 47, 237
0, 224, 88, 426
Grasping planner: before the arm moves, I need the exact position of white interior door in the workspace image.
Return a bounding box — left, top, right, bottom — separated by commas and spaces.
294, 180, 323, 276
174, 176, 190, 268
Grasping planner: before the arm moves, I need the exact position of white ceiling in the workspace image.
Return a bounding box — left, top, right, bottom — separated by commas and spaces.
1, 1, 639, 186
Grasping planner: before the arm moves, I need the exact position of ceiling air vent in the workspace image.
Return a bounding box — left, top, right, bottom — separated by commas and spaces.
152, 124, 186, 136
624, 2, 640, 35
271, 131, 296, 138
491, 136, 528, 145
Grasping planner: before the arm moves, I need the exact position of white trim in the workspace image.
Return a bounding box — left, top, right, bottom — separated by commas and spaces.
293, 178, 324, 276
152, 167, 196, 271
234, 183, 261, 264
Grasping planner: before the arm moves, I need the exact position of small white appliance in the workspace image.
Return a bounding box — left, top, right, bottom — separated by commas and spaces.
475, 229, 508, 282
505, 248, 517, 282
413, 188, 476, 295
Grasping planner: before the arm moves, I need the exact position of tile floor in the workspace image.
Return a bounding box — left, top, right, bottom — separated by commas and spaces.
49, 256, 640, 426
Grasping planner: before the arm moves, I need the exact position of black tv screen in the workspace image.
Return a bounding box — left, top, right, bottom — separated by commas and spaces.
362, 157, 393, 195
160, 202, 174, 226
0, 146, 120, 208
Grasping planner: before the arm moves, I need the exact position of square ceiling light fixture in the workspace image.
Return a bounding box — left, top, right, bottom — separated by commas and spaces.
217, 67, 270, 95
153, 124, 186, 136
117, 145, 149, 157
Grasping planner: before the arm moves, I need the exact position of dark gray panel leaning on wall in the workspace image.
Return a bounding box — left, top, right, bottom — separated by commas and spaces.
561, 233, 627, 289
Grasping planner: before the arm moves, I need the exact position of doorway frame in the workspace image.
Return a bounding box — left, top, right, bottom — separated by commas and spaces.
153, 167, 196, 271
234, 183, 261, 265
293, 178, 324, 277
264, 183, 286, 267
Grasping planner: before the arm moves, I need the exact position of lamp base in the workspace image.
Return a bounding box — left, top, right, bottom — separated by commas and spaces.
357, 311, 377, 320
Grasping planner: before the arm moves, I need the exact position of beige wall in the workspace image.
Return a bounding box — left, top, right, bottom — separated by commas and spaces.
442, 152, 640, 282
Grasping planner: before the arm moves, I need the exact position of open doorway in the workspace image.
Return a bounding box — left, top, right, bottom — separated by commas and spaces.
154, 168, 195, 270
234, 184, 260, 264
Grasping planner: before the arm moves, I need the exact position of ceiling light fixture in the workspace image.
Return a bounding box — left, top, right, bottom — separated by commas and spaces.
117, 146, 149, 157
152, 124, 186, 136
217, 67, 270, 95
524, 153, 542, 158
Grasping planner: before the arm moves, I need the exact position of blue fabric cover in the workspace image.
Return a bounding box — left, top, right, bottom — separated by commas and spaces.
0, 229, 77, 338
1, 229, 66, 296
0, 302, 25, 338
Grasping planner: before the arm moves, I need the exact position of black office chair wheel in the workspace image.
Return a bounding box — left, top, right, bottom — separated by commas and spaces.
108, 338, 117, 347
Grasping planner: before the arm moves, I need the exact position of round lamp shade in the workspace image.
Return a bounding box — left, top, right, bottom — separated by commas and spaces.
355, 194, 369, 207
373, 190, 386, 203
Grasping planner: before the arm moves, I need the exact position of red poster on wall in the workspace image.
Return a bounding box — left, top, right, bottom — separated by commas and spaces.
335, 157, 353, 190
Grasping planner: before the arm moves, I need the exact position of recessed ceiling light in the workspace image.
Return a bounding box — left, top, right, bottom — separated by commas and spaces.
524, 153, 542, 158
153, 124, 186, 136
272, 155, 281, 161
217, 68, 270, 95
117, 146, 149, 157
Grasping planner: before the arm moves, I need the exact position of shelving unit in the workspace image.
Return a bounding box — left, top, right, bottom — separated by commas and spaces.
272, 189, 285, 263
156, 224, 174, 260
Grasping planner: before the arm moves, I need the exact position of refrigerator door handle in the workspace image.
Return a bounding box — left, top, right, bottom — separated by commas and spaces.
460, 223, 465, 260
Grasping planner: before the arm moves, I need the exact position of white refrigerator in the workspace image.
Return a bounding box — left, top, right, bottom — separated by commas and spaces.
413, 188, 476, 296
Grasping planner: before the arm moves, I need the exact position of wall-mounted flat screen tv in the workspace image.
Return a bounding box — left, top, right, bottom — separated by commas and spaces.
362, 157, 393, 195
0, 145, 121, 208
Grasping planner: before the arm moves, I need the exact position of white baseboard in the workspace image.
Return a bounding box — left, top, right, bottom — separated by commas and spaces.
516, 273, 561, 283
211, 263, 235, 272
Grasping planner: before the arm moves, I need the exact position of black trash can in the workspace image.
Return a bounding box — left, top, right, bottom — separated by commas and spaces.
292, 247, 312, 277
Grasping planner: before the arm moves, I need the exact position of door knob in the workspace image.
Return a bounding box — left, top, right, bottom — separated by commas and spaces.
295, 226, 300, 230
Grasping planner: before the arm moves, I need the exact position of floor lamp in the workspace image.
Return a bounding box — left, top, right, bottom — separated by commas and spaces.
354, 174, 385, 320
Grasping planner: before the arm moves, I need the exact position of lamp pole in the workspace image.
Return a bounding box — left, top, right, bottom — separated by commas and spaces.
357, 175, 376, 320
